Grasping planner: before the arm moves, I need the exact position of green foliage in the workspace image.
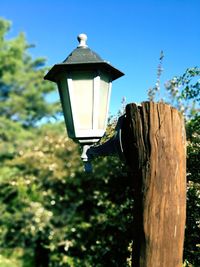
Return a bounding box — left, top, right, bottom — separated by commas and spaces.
165, 67, 200, 118
183, 115, 200, 266
0, 249, 23, 267
0, 122, 133, 266
0, 17, 58, 127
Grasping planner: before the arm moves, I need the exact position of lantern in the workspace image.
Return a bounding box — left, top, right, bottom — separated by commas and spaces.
44, 34, 124, 145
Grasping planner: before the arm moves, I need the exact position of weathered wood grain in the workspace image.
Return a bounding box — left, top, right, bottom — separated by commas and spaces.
122, 102, 186, 267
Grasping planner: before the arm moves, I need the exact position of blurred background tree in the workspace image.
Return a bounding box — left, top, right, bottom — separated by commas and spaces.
0, 17, 199, 267
0, 19, 58, 127
0, 17, 133, 267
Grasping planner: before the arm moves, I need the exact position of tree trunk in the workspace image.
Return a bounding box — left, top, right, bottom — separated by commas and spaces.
122, 102, 186, 267
34, 237, 49, 267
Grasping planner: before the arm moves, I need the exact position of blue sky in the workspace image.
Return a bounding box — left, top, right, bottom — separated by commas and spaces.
1, 0, 200, 115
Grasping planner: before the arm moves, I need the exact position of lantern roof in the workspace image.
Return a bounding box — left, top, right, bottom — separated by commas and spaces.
44, 34, 124, 82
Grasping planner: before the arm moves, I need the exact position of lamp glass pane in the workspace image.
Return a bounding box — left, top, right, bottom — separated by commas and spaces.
71, 71, 93, 130
98, 74, 110, 129
58, 76, 75, 139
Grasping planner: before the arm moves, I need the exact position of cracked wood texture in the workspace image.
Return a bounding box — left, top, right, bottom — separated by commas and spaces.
122, 102, 186, 267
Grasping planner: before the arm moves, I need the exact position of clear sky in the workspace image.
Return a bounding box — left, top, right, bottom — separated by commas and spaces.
1, 0, 200, 115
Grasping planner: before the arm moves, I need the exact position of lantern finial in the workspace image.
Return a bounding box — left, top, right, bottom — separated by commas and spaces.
77, 33, 88, 48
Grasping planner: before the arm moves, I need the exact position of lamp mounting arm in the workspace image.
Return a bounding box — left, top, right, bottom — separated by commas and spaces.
81, 115, 125, 172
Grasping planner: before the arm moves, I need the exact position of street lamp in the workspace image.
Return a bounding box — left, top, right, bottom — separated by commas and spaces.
44, 34, 124, 171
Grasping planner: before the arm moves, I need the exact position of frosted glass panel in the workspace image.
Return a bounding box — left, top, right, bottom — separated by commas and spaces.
71, 72, 93, 130
98, 74, 110, 129
58, 77, 75, 138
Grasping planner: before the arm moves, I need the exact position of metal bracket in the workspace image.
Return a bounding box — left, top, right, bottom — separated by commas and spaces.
81, 115, 125, 172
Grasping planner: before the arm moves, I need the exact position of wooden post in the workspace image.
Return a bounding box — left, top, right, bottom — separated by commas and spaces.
122, 102, 186, 267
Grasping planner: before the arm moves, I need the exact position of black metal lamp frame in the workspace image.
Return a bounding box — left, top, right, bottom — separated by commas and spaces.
80, 115, 125, 172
